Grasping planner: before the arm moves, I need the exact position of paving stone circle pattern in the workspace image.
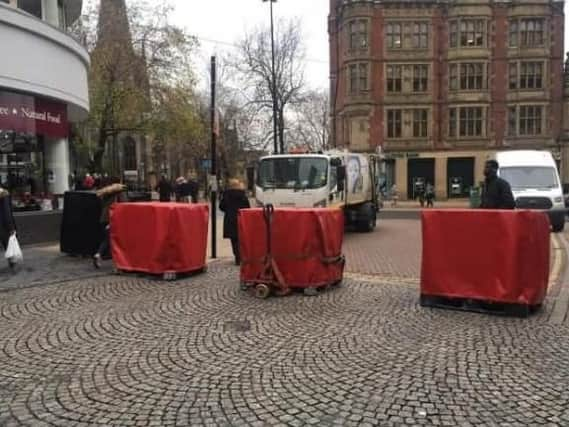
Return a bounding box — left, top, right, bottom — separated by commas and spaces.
1, 262, 569, 427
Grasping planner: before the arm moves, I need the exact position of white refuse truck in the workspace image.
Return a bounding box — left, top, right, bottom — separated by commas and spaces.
247, 150, 381, 232
496, 150, 566, 232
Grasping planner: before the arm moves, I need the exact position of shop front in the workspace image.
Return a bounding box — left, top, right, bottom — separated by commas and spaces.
388, 150, 490, 200
0, 90, 70, 211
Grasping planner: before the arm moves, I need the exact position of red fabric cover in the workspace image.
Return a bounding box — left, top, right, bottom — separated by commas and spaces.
239, 208, 345, 288
111, 203, 209, 274
421, 209, 550, 305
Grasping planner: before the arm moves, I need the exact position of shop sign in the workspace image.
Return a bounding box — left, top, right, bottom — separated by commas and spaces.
385, 152, 420, 159
0, 91, 68, 138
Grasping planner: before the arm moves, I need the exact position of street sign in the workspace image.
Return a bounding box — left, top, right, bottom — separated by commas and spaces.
201, 159, 212, 170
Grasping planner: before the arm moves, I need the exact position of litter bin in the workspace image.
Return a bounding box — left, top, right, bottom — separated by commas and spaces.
60, 191, 103, 256
469, 187, 481, 208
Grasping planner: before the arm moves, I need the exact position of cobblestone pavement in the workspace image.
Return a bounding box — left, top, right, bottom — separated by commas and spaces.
1, 265, 569, 426
1, 221, 569, 426
1, 219, 412, 293
343, 220, 420, 279
0, 245, 109, 292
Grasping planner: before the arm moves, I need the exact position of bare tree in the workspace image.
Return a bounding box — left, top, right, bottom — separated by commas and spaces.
288, 89, 330, 152
231, 18, 305, 153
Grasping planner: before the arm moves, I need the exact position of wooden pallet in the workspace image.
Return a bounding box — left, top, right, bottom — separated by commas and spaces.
114, 266, 207, 281
241, 279, 343, 299
420, 294, 542, 318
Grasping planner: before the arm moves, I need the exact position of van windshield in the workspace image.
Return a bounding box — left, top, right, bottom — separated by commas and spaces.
257, 157, 328, 190
500, 166, 559, 190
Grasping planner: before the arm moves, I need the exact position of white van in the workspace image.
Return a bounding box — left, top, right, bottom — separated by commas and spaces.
495, 150, 565, 232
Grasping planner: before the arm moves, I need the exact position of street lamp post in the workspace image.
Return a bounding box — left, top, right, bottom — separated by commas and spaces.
263, 0, 279, 154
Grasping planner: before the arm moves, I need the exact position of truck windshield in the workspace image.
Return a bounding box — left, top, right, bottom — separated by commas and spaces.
500, 166, 559, 190
257, 157, 328, 190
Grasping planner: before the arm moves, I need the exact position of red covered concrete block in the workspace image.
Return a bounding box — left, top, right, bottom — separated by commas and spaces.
421, 209, 550, 306
239, 208, 345, 289
111, 202, 209, 274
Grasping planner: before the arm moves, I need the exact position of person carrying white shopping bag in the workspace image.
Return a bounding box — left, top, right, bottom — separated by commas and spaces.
0, 187, 18, 269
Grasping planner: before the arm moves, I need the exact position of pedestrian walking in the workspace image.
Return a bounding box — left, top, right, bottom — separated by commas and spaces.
175, 177, 188, 202
390, 184, 398, 207
186, 174, 199, 203
0, 187, 16, 269
93, 181, 126, 269
425, 182, 435, 208
480, 160, 516, 210
156, 175, 173, 202
220, 179, 250, 265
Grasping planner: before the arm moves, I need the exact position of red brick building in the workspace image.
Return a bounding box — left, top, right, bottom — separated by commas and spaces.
329, 0, 565, 200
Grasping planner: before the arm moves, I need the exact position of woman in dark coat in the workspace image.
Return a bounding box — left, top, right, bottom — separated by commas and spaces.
0, 187, 16, 269
93, 182, 126, 269
220, 179, 250, 265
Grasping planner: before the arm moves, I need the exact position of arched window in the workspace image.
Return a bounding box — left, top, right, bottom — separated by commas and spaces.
122, 137, 137, 171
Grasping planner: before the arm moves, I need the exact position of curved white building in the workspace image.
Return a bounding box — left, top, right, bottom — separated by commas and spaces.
0, 0, 89, 208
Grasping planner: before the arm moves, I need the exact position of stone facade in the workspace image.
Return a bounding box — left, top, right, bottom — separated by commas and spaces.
329, 0, 566, 200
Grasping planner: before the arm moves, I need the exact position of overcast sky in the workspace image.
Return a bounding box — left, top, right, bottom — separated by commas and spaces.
173, 0, 330, 90
174, 1, 569, 91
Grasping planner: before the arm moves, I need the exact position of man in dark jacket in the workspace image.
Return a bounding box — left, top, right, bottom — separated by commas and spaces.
156, 176, 173, 202
0, 187, 16, 268
480, 160, 516, 210
186, 176, 199, 203
220, 179, 250, 265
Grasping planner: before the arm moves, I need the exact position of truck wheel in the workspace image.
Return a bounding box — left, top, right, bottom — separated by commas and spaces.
358, 211, 376, 232
552, 219, 565, 233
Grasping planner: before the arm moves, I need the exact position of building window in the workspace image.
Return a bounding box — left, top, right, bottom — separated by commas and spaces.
509, 21, 518, 47
450, 21, 458, 48
449, 108, 457, 137
459, 107, 483, 137
520, 62, 543, 89
449, 107, 484, 137
349, 19, 368, 50
387, 110, 402, 138
386, 23, 402, 49
461, 63, 484, 90
449, 63, 485, 91
509, 62, 544, 90
386, 65, 402, 93
449, 65, 458, 91
359, 63, 368, 91
413, 110, 428, 138
17, 0, 42, 18
509, 63, 518, 89
519, 105, 543, 135
348, 63, 369, 93
413, 65, 428, 92
57, 0, 66, 29
510, 19, 545, 47
412, 22, 428, 49
521, 19, 544, 47
450, 19, 485, 48
508, 107, 517, 136
123, 137, 137, 171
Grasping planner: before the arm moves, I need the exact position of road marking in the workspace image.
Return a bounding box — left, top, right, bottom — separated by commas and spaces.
550, 234, 563, 287
549, 233, 569, 324
345, 272, 419, 286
